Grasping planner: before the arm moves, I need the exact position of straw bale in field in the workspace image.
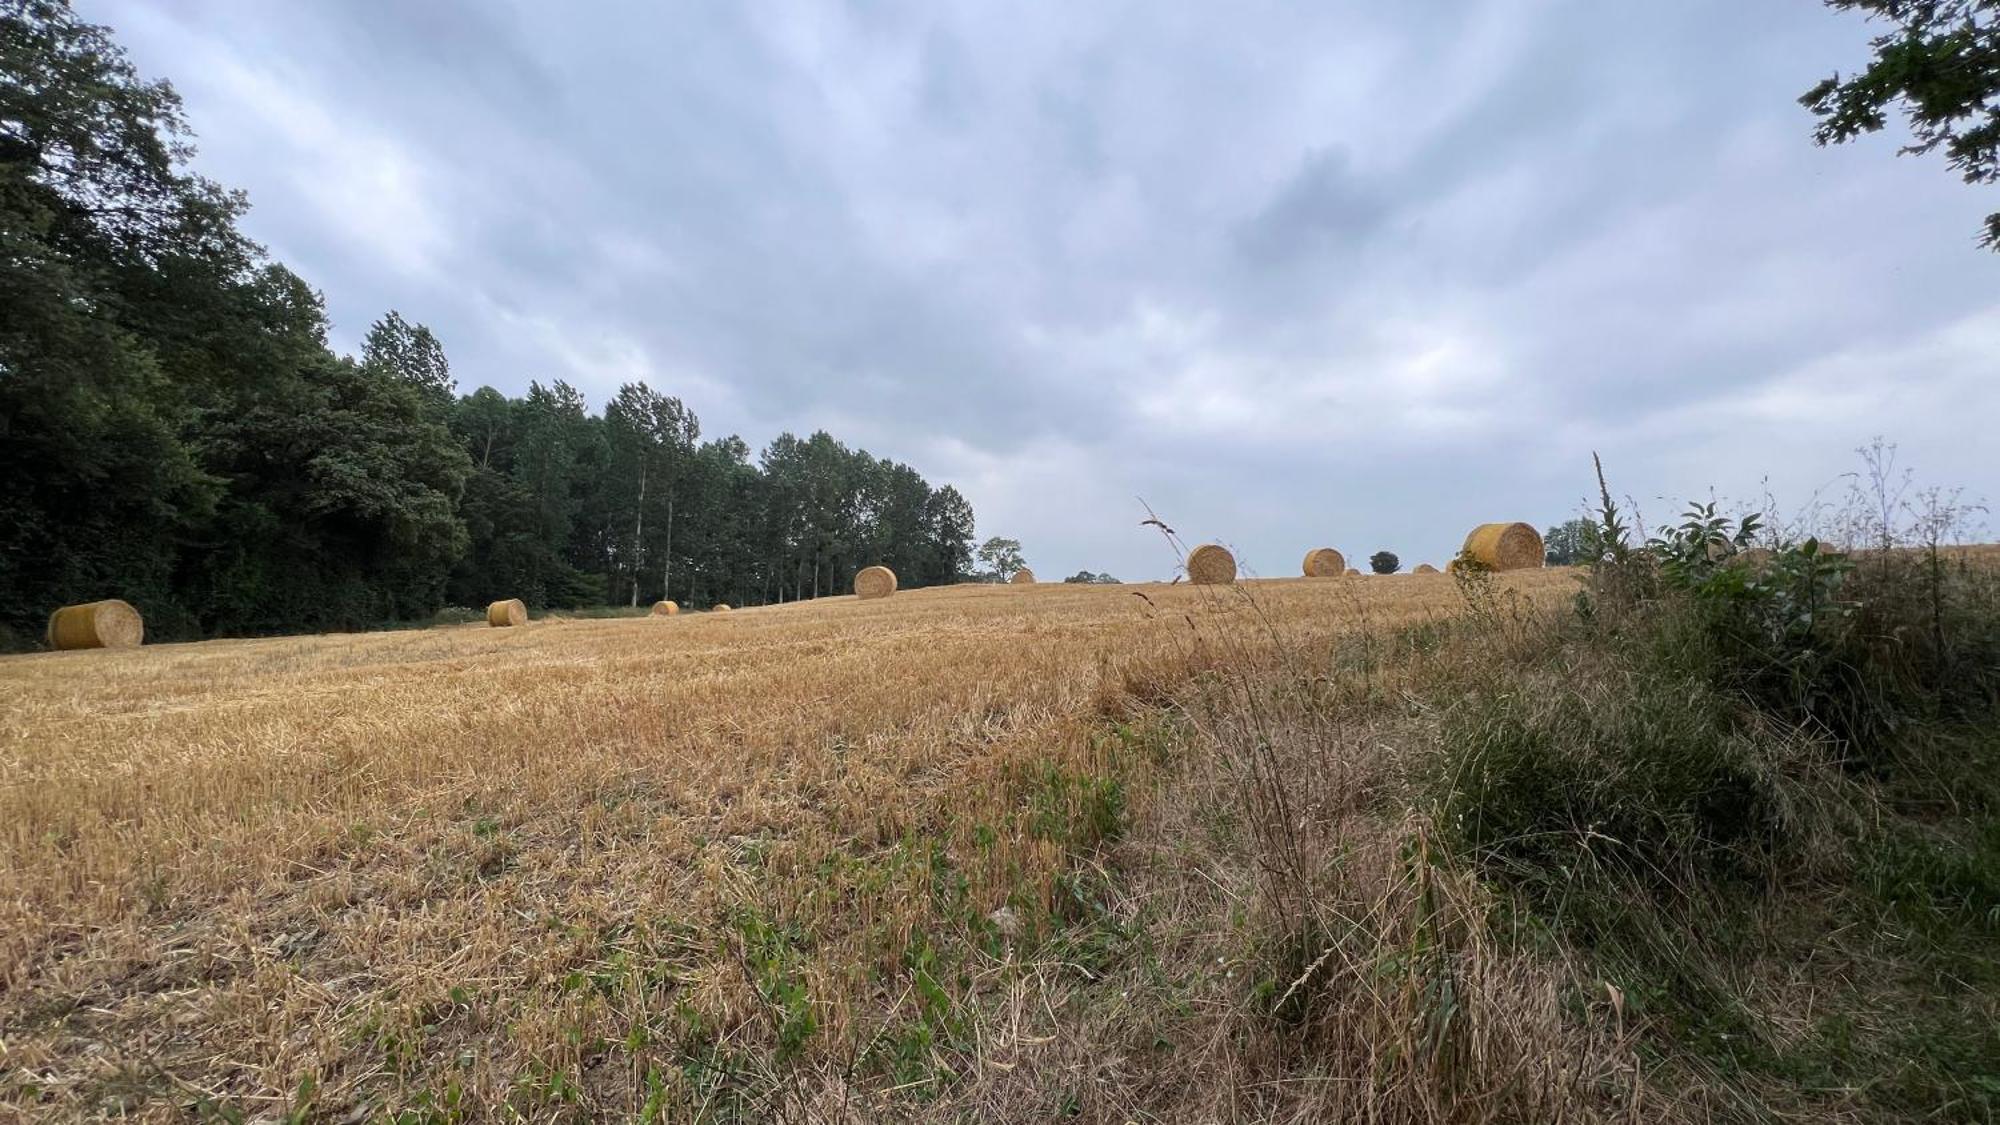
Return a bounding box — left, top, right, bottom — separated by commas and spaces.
1413, 563, 1440, 575
713, 604, 732, 612
487, 599, 527, 627
1345, 567, 1361, 576
1460, 522, 1545, 571
46, 600, 143, 650
651, 600, 679, 616
1186, 544, 1236, 585
1010, 568, 1037, 585
1302, 548, 1346, 577
854, 566, 898, 599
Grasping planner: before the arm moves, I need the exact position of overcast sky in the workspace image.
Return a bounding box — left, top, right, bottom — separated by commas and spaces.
95, 0, 1995, 579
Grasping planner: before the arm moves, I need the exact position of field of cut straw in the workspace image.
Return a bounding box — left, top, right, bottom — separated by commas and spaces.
0, 569, 1635, 1120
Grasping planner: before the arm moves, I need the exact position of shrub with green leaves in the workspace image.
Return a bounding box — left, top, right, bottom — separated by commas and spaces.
1434, 667, 1783, 896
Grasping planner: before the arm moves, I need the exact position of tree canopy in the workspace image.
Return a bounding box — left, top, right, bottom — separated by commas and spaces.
0, 2, 974, 646
1803, 1, 2000, 248
1369, 551, 1399, 575
1543, 518, 1604, 567
974, 537, 1026, 582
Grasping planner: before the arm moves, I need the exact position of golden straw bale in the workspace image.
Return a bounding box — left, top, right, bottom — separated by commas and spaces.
1460, 522, 1545, 571
1345, 567, 1361, 576
1729, 547, 1775, 571
1413, 563, 1440, 575
1186, 544, 1237, 585
1010, 568, 1037, 585
1302, 548, 1346, 577
486, 599, 527, 627
651, 600, 679, 616
45, 599, 143, 650
854, 566, 898, 600
713, 604, 732, 613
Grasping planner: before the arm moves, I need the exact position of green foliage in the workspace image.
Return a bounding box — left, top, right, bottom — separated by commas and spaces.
974, 536, 1026, 581
1542, 518, 1602, 566
1434, 668, 1782, 895
1028, 765, 1128, 850
1439, 452, 2000, 1117
729, 907, 818, 1062
1062, 570, 1121, 584
1636, 497, 2000, 766
1864, 817, 2000, 934
1, 0, 238, 639
362, 311, 454, 410
1368, 550, 1399, 574
1803, 1, 2000, 248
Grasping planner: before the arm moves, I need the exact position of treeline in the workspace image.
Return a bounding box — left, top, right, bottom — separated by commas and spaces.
445, 381, 975, 614
0, 3, 972, 646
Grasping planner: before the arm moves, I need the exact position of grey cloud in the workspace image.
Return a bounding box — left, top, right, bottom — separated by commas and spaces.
90, 0, 1999, 580
1234, 148, 1386, 265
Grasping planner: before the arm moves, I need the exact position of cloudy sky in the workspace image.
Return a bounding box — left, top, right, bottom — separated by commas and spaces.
95, 0, 1995, 579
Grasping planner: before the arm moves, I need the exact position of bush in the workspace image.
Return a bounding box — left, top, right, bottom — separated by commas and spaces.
1634, 501, 2000, 772
1435, 665, 1783, 895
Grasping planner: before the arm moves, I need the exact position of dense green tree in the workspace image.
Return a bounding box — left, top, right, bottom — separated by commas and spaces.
1804, 1, 2000, 247
676, 435, 762, 607
1543, 518, 1604, 566
975, 537, 1026, 581
0, 0, 237, 642
362, 310, 455, 411
445, 381, 599, 610
603, 382, 697, 605
923, 487, 977, 584
859, 458, 936, 586
296, 354, 471, 621
1369, 551, 1399, 574
1062, 570, 1121, 584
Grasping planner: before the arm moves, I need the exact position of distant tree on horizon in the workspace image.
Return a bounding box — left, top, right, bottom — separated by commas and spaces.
1062, 570, 1121, 584
1369, 551, 1399, 575
975, 537, 1026, 581
1544, 518, 1604, 566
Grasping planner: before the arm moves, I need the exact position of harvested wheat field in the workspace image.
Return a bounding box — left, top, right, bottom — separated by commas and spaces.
0, 569, 1667, 1121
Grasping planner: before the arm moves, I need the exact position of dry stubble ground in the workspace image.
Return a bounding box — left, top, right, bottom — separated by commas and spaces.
1, 571, 1604, 1122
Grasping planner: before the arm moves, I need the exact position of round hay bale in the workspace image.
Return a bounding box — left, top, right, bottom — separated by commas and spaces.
1413, 563, 1440, 575
1730, 547, 1775, 571
651, 600, 679, 616
46, 599, 143, 650
854, 565, 898, 600
1010, 568, 1037, 585
1302, 547, 1346, 577
713, 603, 732, 613
486, 598, 527, 627
1460, 522, 1545, 571
1344, 567, 1361, 576
1186, 544, 1236, 585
